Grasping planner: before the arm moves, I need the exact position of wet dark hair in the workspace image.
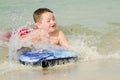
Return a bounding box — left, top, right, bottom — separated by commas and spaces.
33, 8, 53, 23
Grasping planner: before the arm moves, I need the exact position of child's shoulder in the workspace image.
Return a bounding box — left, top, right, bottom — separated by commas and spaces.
53, 30, 65, 37
54, 29, 63, 33
57, 29, 65, 35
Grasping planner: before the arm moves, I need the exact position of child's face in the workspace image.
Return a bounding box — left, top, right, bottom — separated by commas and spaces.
37, 12, 56, 32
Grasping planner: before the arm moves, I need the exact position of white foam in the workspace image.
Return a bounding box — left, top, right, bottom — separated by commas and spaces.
69, 35, 120, 61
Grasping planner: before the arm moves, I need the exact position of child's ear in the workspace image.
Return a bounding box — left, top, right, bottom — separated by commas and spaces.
35, 22, 41, 28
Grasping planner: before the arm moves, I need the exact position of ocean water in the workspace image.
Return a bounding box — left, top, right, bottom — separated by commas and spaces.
0, 0, 120, 80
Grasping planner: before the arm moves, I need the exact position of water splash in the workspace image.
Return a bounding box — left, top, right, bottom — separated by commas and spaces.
69, 34, 120, 61
69, 35, 101, 61
8, 25, 64, 63
8, 26, 34, 63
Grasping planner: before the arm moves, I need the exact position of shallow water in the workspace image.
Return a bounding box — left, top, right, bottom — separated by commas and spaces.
1, 54, 120, 80
0, 0, 120, 80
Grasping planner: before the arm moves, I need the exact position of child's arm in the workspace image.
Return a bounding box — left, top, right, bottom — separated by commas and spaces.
58, 31, 70, 49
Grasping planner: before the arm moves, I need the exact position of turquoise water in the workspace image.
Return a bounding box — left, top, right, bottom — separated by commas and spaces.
0, 0, 120, 80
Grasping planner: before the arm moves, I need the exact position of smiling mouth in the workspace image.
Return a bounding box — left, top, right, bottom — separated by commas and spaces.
51, 26, 55, 28
51, 25, 56, 28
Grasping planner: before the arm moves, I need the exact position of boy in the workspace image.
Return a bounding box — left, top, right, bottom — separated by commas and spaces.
21, 8, 70, 49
